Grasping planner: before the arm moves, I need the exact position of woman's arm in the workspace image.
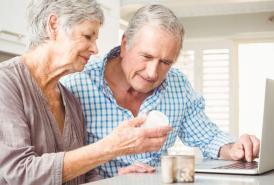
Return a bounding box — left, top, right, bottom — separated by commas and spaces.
63, 117, 171, 182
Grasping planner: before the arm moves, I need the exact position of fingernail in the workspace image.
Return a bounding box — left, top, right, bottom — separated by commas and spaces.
138, 169, 146, 173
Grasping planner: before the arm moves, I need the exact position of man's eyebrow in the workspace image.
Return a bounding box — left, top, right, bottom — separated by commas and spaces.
138, 52, 174, 63
139, 52, 152, 56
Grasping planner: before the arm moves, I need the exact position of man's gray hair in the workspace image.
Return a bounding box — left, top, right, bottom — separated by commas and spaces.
26, 0, 104, 49
124, 4, 184, 50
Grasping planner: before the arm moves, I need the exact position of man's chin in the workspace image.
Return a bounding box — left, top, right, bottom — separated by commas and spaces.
132, 85, 155, 94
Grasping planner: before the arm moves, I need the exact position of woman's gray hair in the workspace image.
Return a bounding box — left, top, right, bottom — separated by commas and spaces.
26, 0, 104, 49
124, 4, 184, 50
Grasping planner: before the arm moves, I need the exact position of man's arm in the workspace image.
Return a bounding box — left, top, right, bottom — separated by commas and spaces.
177, 78, 260, 161
177, 80, 234, 158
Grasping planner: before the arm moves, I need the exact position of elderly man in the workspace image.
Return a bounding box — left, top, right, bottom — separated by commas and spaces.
62, 4, 260, 178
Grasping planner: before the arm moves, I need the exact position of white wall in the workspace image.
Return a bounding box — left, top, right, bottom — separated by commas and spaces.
238, 42, 274, 139
182, 12, 274, 40
97, 0, 120, 55
0, 0, 27, 54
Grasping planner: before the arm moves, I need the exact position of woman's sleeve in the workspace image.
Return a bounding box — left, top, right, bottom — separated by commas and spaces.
0, 71, 64, 185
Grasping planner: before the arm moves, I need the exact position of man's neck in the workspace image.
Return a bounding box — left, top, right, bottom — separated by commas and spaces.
104, 57, 151, 116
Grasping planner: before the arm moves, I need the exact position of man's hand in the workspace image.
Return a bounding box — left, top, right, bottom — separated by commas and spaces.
118, 162, 155, 175
219, 134, 260, 162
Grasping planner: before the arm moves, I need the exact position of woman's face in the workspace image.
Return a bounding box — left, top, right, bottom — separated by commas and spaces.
53, 19, 100, 73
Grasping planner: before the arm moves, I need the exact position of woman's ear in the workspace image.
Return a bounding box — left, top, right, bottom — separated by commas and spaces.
47, 14, 58, 40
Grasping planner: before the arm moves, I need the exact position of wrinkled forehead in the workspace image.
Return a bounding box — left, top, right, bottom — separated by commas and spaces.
130, 25, 179, 44
130, 25, 181, 58
140, 25, 181, 57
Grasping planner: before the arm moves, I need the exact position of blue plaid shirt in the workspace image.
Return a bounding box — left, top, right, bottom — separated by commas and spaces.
61, 46, 233, 178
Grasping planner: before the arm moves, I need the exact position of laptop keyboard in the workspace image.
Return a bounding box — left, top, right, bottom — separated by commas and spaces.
214, 161, 258, 169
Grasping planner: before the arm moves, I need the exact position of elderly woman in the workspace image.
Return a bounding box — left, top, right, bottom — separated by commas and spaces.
0, 0, 171, 184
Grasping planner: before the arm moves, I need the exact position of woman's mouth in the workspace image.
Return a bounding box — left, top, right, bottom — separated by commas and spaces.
80, 56, 89, 63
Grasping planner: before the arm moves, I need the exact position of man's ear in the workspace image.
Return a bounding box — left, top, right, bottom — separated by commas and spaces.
120, 34, 127, 58
47, 14, 58, 40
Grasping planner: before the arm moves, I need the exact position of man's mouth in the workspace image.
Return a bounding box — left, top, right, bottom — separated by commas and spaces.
138, 74, 157, 83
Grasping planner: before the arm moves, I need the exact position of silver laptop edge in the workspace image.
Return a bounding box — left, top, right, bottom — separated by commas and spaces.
195, 78, 274, 175
257, 78, 274, 174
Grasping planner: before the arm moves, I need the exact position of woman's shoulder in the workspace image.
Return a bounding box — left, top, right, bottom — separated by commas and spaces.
0, 56, 21, 68
0, 56, 24, 83
0, 56, 26, 76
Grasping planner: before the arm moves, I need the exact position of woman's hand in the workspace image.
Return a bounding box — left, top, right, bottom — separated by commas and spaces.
102, 116, 172, 156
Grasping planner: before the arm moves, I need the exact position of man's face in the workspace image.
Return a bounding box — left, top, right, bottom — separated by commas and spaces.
120, 25, 180, 94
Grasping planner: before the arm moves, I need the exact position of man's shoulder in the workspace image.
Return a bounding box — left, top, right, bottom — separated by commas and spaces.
83, 56, 105, 74
61, 56, 104, 87
167, 67, 189, 83
164, 67, 196, 95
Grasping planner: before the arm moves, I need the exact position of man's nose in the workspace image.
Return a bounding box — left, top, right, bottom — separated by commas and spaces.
146, 61, 158, 81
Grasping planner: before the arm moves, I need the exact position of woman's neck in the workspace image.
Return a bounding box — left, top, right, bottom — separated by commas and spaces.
22, 45, 68, 92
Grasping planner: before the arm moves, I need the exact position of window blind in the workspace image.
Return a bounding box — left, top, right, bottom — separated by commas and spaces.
174, 48, 230, 132
174, 50, 195, 86
202, 49, 230, 132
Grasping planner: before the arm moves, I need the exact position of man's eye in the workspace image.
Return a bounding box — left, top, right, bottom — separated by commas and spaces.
162, 60, 172, 66
84, 35, 91, 40
142, 55, 152, 60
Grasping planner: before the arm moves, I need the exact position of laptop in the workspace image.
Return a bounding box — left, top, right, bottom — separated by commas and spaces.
195, 78, 274, 175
